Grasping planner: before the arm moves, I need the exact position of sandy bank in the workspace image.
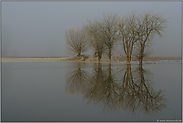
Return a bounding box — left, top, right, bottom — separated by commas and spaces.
1, 57, 68, 62
1, 56, 182, 63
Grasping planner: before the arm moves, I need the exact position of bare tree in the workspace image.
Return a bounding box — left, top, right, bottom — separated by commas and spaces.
133, 40, 153, 62
135, 11, 167, 64
84, 20, 106, 61
100, 13, 120, 61
65, 27, 88, 57
118, 12, 139, 63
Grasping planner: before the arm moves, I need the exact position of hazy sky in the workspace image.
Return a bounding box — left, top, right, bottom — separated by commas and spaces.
2, 1, 182, 57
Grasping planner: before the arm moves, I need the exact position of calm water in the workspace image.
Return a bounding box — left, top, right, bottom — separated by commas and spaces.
1, 61, 182, 122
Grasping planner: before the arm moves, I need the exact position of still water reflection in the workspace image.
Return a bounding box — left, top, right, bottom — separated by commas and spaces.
66, 63, 167, 114
2, 61, 182, 122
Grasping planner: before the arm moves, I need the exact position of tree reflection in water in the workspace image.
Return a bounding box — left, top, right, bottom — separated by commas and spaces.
84, 63, 121, 112
65, 62, 167, 115
65, 62, 88, 95
117, 64, 167, 115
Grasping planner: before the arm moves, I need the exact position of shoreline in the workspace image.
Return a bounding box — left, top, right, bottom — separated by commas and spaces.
1, 56, 182, 63
1, 57, 67, 62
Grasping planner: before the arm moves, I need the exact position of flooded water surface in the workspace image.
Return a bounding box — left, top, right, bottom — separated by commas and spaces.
1, 61, 182, 122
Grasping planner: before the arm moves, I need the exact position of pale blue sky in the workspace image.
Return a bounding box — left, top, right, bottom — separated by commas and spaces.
1, 1, 182, 57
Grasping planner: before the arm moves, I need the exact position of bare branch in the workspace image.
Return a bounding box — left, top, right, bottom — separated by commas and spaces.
65, 27, 88, 56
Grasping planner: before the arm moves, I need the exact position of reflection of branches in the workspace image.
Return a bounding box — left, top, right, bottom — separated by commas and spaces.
117, 64, 167, 115
84, 63, 121, 112
133, 65, 166, 114
65, 65, 88, 95
65, 62, 167, 115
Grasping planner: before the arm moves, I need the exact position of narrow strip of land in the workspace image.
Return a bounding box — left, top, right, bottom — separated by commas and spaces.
1, 57, 67, 62
1, 56, 182, 62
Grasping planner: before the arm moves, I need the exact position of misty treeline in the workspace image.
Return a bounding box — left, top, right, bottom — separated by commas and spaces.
65, 11, 167, 64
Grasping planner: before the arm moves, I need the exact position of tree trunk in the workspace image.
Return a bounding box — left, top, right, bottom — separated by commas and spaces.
126, 55, 130, 63
77, 52, 81, 57
97, 56, 100, 62
139, 54, 143, 65
129, 55, 132, 62
130, 44, 134, 62
139, 46, 144, 65
139, 60, 142, 66
108, 49, 111, 61
97, 52, 101, 62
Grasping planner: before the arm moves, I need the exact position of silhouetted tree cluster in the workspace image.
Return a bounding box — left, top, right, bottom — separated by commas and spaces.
65, 11, 167, 63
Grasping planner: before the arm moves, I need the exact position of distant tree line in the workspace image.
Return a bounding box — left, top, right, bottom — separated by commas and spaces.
65, 11, 167, 64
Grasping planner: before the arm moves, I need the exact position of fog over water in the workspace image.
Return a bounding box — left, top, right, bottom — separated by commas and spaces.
1, 1, 182, 57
